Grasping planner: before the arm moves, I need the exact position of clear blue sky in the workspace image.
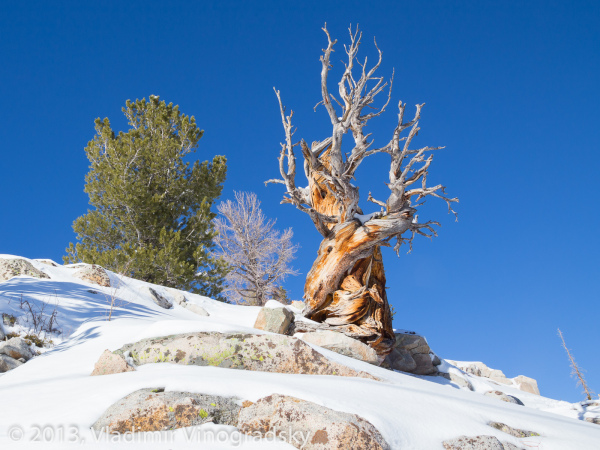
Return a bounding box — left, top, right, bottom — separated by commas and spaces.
1, 0, 598, 403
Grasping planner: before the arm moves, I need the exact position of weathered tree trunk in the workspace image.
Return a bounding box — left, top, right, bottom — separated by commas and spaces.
268, 25, 457, 358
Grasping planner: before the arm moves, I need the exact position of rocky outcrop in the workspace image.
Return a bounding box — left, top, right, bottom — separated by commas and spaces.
237, 394, 390, 450
448, 361, 510, 385
585, 417, 600, 425
172, 292, 209, 316
92, 389, 240, 433
0, 337, 35, 361
254, 307, 294, 334
0, 354, 23, 372
73, 265, 111, 287
447, 361, 540, 395
91, 350, 136, 376
0, 258, 50, 283
301, 330, 379, 365
383, 332, 438, 375
512, 375, 539, 395
140, 286, 173, 309
484, 390, 523, 405
439, 372, 474, 391
488, 422, 539, 438
35, 259, 59, 267
114, 332, 379, 380
443, 435, 522, 449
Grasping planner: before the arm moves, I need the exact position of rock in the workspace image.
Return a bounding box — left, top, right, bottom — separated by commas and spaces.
394, 332, 438, 375
484, 390, 523, 405
585, 417, 600, 425
513, 375, 540, 395
443, 435, 521, 449
237, 394, 390, 450
488, 422, 539, 438
383, 347, 417, 372
440, 372, 474, 391
172, 292, 187, 306
184, 303, 210, 316
0, 354, 23, 372
114, 332, 379, 380
0, 258, 50, 283
301, 330, 379, 364
254, 307, 294, 334
73, 265, 111, 287
92, 388, 241, 433
0, 337, 35, 361
0, 321, 5, 341
170, 292, 209, 315
2, 313, 16, 327
35, 259, 59, 267
140, 286, 173, 309
91, 350, 136, 376
412, 353, 438, 375
290, 300, 305, 311
447, 360, 530, 389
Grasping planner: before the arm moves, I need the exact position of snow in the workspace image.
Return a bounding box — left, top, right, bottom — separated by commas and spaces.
1, 255, 599, 449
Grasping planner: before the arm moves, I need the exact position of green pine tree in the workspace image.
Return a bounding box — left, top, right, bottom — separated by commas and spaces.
65, 96, 227, 299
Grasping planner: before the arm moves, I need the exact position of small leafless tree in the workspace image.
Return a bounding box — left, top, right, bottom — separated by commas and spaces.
267, 24, 458, 355
213, 191, 299, 306
558, 328, 595, 401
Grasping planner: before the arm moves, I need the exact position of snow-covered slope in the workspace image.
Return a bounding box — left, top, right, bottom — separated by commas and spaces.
0, 255, 598, 449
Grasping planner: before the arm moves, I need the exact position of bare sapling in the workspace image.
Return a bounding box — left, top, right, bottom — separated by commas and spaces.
558, 328, 595, 401
105, 260, 134, 321
213, 191, 298, 306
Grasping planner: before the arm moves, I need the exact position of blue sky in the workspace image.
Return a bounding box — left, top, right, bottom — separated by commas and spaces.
1, 0, 598, 403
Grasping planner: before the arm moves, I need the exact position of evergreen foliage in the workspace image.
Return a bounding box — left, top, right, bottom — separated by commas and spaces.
65, 96, 227, 298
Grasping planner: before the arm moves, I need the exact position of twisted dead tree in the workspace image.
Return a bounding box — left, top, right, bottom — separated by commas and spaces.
267, 24, 458, 357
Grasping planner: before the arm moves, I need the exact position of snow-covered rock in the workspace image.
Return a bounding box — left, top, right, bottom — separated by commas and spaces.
35, 258, 59, 267
140, 286, 173, 309
0, 336, 34, 361
0, 257, 49, 282
442, 435, 516, 449
0, 354, 23, 372
254, 306, 294, 334
114, 332, 379, 380
448, 360, 540, 395
484, 390, 523, 405
91, 349, 135, 376
171, 292, 210, 316
301, 330, 379, 365
440, 371, 475, 391
238, 394, 390, 450
513, 375, 540, 395
93, 388, 240, 433
386, 331, 438, 375
72, 264, 111, 287
488, 421, 540, 438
